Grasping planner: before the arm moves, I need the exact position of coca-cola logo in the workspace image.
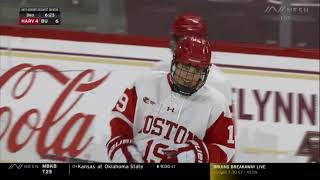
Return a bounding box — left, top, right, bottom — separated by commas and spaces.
0, 63, 110, 160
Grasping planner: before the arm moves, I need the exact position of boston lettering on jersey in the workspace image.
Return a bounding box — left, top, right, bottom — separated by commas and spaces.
139, 115, 195, 144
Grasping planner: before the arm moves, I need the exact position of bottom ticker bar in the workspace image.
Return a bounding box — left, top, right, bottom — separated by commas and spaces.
0, 163, 209, 178
0, 163, 319, 179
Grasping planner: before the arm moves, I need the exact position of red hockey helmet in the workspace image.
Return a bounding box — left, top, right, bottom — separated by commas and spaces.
170, 36, 212, 96
171, 14, 208, 37
174, 36, 211, 68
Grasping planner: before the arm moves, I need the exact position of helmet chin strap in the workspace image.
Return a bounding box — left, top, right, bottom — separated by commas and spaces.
170, 40, 176, 53
173, 85, 194, 96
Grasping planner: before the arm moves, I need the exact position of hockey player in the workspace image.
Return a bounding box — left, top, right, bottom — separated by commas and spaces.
106, 36, 235, 163
153, 14, 233, 110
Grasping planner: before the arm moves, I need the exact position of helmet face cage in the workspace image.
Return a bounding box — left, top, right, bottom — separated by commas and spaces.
170, 60, 210, 96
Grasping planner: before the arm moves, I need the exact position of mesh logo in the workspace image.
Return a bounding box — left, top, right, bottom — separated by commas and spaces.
265, 5, 309, 15
8, 164, 23, 169
264, 5, 310, 21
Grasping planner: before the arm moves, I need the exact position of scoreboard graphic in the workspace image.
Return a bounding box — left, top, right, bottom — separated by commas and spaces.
19, 7, 60, 25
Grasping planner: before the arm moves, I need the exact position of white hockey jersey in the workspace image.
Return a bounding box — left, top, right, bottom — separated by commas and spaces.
106, 71, 235, 163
